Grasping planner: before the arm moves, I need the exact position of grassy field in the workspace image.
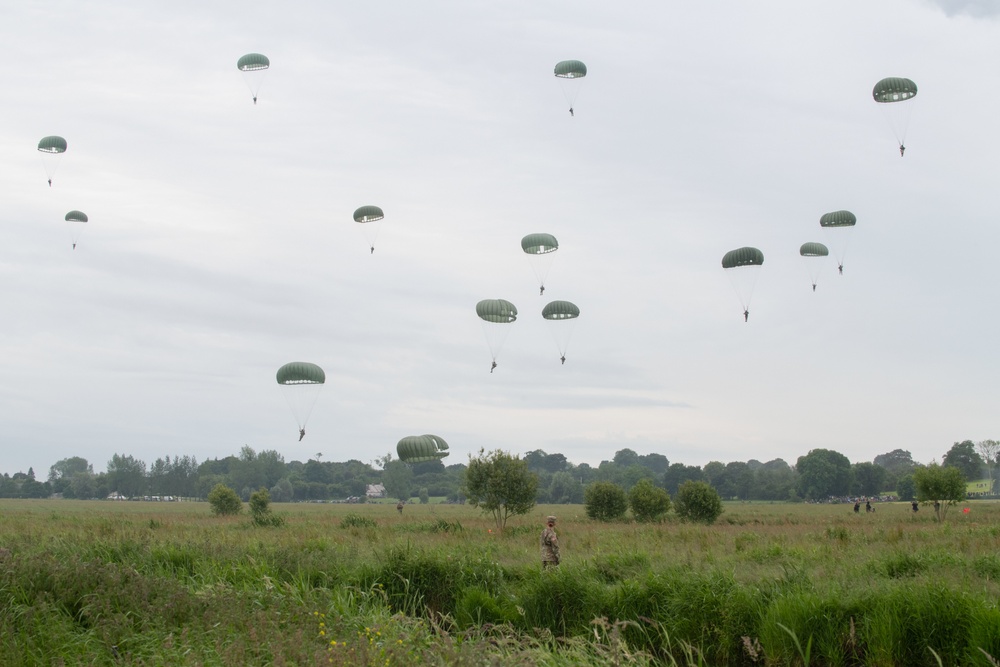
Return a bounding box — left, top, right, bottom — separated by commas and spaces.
2, 498, 999, 665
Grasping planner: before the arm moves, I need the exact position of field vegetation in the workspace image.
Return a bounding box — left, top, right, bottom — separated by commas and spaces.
2, 498, 999, 665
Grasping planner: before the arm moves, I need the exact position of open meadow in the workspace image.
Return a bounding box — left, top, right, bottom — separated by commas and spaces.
2, 498, 999, 666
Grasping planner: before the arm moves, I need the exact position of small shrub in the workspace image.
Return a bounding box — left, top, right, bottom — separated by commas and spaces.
674, 481, 723, 524
249, 487, 284, 527
584, 481, 628, 521
207, 483, 242, 516
628, 479, 671, 523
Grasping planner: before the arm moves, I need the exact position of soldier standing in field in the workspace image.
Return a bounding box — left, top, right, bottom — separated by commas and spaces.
540, 515, 560, 568
396, 500, 404, 514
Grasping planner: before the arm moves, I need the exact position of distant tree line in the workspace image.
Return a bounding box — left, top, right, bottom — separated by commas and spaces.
0, 440, 996, 503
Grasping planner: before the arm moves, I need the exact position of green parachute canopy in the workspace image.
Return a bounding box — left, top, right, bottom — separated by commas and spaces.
872, 77, 917, 103
276, 362, 326, 385
542, 300, 580, 320
237, 53, 270, 72
37, 136, 67, 154
477, 299, 517, 365
819, 211, 857, 228
353, 205, 384, 223
476, 299, 517, 323
554, 60, 587, 79
237, 54, 269, 103
820, 212, 857, 272
800, 242, 830, 291
721, 247, 764, 269
397, 434, 450, 463
722, 247, 764, 317
799, 242, 828, 257
353, 205, 385, 252
64, 210, 88, 223
521, 233, 558, 255
522, 233, 559, 293
542, 301, 580, 361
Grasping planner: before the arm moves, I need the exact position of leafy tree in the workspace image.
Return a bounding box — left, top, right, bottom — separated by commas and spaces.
976, 440, 1000, 493
942, 441, 984, 482
612, 448, 641, 468
464, 449, 538, 534
302, 459, 332, 484
674, 481, 723, 524
873, 449, 916, 475
873, 448, 916, 492
663, 463, 704, 495
48, 457, 92, 484
752, 459, 797, 501
573, 462, 598, 485
207, 483, 242, 516
418, 488, 429, 504
106, 454, 148, 498
628, 479, 671, 522
725, 461, 754, 500
702, 461, 726, 490
584, 481, 628, 521
618, 465, 657, 491
249, 487, 283, 526
548, 471, 584, 504
524, 450, 569, 474
851, 462, 888, 496
63, 472, 97, 499
913, 463, 966, 521
796, 449, 851, 500
382, 459, 413, 501
269, 478, 294, 502
638, 452, 670, 474
896, 473, 916, 501
196, 473, 225, 500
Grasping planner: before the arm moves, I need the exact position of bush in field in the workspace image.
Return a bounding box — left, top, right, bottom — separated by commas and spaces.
628, 479, 671, 522
249, 487, 284, 527
674, 480, 723, 524
584, 481, 628, 521
464, 448, 538, 534
914, 463, 966, 521
419, 488, 429, 504
207, 483, 242, 516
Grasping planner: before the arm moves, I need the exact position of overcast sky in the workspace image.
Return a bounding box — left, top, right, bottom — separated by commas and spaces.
2, 0, 998, 477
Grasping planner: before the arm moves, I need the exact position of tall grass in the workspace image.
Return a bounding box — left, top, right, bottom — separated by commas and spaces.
2, 499, 999, 665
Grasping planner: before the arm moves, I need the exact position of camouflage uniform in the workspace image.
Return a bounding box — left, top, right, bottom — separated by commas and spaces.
540, 516, 560, 567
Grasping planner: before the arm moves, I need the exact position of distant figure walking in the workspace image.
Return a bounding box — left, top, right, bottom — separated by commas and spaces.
540, 515, 560, 568
865, 501, 873, 513
912, 500, 919, 513
854, 501, 860, 514
396, 501, 404, 515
